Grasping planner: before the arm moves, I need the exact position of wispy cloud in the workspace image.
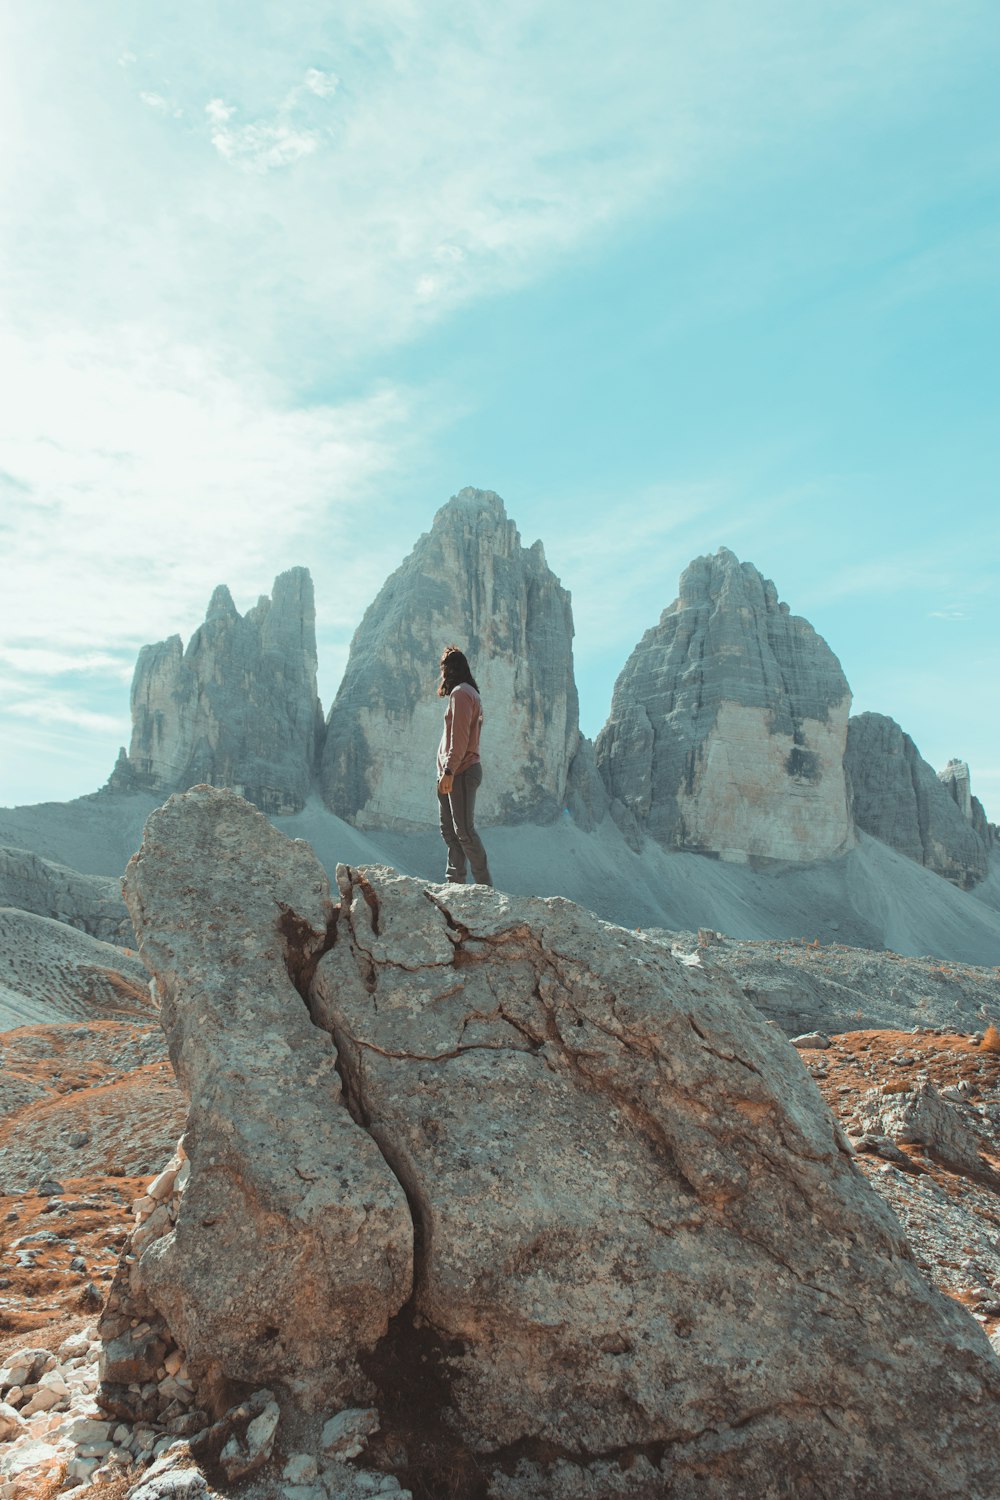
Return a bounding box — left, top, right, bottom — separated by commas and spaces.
205, 69, 336, 173
0, 648, 134, 679
4, 2, 974, 379
5, 698, 125, 736
550, 475, 820, 655
0, 323, 419, 662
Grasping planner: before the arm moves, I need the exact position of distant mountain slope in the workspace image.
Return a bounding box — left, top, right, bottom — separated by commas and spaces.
0, 908, 152, 1029
2, 791, 998, 965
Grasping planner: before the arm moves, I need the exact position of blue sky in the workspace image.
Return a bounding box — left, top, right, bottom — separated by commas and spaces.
1, 1, 998, 816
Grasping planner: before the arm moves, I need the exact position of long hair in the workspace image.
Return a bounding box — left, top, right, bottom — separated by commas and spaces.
438, 645, 480, 698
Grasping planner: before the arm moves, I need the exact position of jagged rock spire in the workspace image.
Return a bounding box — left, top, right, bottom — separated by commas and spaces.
596, 547, 854, 861
114, 567, 324, 815
845, 718, 991, 887
319, 488, 587, 828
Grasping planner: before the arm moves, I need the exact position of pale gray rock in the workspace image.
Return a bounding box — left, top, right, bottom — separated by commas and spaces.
561, 735, 609, 832
101, 789, 1000, 1498
101, 787, 412, 1417
0, 845, 129, 943
0, 1402, 26, 1441
596, 548, 854, 862
939, 758, 995, 851
845, 713, 990, 887
115, 568, 324, 815
856, 1081, 994, 1179
320, 1406, 378, 1459
693, 937, 1000, 1035
320, 488, 594, 829
791, 1031, 831, 1049
128, 1464, 207, 1500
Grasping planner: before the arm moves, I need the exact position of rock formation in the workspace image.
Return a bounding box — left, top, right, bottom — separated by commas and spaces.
101, 787, 412, 1421
101, 787, 1000, 1497
111, 568, 324, 815
844, 714, 990, 888
939, 758, 995, 850
596, 548, 854, 862
0, 845, 129, 944
320, 488, 595, 828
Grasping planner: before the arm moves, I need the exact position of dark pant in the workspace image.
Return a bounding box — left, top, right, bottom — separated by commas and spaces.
438, 763, 492, 885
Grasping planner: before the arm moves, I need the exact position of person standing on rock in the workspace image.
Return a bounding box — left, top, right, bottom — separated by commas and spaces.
437, 645, 493, 886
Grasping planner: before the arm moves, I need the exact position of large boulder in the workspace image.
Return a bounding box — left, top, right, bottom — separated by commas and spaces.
319, 488, 595, 829
596, 548, 854, 862
845, 714, 990, 888
102, 787, 1000, 1497
101, 787, 412, 1417
111, 568, 324, 815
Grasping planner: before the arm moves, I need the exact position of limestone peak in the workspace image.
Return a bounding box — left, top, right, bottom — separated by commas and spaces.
596, 549, 853, 861
112, 569, 323, 815
319, 487, 587, 829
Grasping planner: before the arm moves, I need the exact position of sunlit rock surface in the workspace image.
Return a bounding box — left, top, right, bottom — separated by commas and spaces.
596, 548, 854, 862
845, 714, 990, 888
100, 787, 1000, 1497
111, 568, 323, 815
319, 489, 595, 829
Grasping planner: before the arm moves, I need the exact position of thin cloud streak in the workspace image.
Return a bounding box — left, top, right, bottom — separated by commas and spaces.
5, 700, 125, 736
0, 324, 418, 660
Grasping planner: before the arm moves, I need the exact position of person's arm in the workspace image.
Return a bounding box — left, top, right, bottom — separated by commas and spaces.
438, 688, 475, 793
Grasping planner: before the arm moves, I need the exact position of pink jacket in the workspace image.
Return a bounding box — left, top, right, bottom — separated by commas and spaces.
437, 683, 483, 777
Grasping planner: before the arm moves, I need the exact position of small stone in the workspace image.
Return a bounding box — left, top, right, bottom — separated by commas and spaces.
284, 1452, 319, 1483
128, 1454, 208, 1499
66, 1416, 111, 1440
21, 1385, 64, 1415
77, 1441, 115, 1459
0, 1401, 26, 1440
791, 1033, 832, 1050
148, 1167, 179, 1202
59, 1333, 90, 1361
38, 1179, 64, 1197
321, 1406, 380, 1459
68, 1131, 90, 1148
65, 1455, 101, 1484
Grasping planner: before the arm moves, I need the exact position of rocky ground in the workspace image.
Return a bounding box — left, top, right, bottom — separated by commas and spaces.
657, 927, 1000, 1034
0, 911, 998, 1497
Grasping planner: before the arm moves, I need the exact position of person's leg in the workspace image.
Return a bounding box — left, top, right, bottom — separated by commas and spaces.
449, 764, 492, 886
438, 789, 467, 882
